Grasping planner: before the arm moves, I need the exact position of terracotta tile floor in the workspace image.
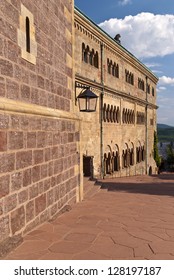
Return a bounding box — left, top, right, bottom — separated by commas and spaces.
4, 174, 174, 260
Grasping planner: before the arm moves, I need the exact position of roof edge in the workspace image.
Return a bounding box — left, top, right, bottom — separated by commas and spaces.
74, 6, 159, 81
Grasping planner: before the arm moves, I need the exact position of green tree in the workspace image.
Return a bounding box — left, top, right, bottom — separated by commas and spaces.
153, 131, 161, 167
166, 144, 174, 171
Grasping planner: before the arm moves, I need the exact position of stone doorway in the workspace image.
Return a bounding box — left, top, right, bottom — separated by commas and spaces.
83, 156, 94, 178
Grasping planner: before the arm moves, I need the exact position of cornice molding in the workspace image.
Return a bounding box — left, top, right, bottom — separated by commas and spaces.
0, 97, 80, 121
74, 9, 158, 84
75, 74, 158, 110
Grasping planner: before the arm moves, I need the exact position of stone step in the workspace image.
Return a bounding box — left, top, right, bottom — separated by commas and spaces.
83, 177, 101, 199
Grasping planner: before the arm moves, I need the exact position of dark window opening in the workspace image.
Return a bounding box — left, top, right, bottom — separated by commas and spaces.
107, 59, 119, 78
125, 69, 134, 85
94, 51, 99, 68
26, 17, 30, 53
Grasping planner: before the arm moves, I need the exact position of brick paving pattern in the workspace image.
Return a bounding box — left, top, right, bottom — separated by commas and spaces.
4, 174, 174, 260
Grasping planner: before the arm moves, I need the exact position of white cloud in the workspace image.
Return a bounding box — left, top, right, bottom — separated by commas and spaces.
99, 13, 174, 58
118, 0, 132, 6
144, 62, 161, 68
143, 62, 162, 75
159, 86, 167, 90
157, 86, 167, 92
151, 70, 163, 74
159, 76, 174, 85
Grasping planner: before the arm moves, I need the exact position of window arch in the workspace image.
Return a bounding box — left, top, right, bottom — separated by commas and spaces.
106, 105, 110, 122
114, 145, 120, 171
103, 146, 113, 175
112, 62, 115, 76
103, 104, 120, 123
89, 49, 94, 65
110, 105, 114, 122
82, 43, 99, 68
125, 69, 134, 85
18, 4, 37, 64
103, 103, 107, 122
107, 59, 119, 78
122, 108, 125, 123
113, 106, 117, 123
82, 43, 86, 61
122, 143, 129, 168
116, 106, 120, 123
94, 51, 99, 68
130, 143, 134, 166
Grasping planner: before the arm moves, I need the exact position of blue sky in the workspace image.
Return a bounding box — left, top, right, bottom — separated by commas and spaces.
75, 0, 174, 126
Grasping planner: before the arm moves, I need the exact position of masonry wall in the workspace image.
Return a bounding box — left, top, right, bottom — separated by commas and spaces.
74, 8, 158, 178
0, 0, 80, 255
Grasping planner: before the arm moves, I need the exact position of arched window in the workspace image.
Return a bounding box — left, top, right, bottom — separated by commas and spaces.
133, 110, 135, 123
122, 108, 125, 123
113, 106, 117, 123
130, 110, 132, 123
114, 151, 120, 171
89, 49, 94, 65
107, 59, 111, 74
110, 105, 113, 122
116, 64, 119, 78
103, 153, 107, 176
136, 147, 139, 163
124, 150, 128, 167
106, 152, 112, 174
130, 148, 134, 165
112, 63, 116, 76
136, 147, 142, 163
125, 70, 128, 82
142, 146, 145, 161
84, 46, 89, 63
26, 17, 30, 53
117, 107, 120, 123
94, 51, 99, 68
82, 43, 85, 61
131, 73, 134, 85
103, 103, 107, 122
125, 109, 128, 123
106, 105, 110, 122
122, 150, 125, 168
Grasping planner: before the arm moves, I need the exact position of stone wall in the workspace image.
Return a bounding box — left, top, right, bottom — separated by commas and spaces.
0, 0, 80, 255
0, 111, 79, 237
74, 7, 158, 178
0, 0, 73, 110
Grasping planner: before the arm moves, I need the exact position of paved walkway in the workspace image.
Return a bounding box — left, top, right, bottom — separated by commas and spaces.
4, 174, 174, 260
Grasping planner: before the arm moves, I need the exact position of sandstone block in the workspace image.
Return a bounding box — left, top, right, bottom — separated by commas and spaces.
0, 153, 15, 173
8, 131, 23, 150
0, 131, 7, 151
16, 150, 32, 169
11, 206, 25, 234
35, 194, 46, 216
0, 175, 10, 199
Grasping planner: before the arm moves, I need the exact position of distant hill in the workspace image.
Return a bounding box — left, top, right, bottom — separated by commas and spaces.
157, 123, 174, 142
157, 123, 174, 129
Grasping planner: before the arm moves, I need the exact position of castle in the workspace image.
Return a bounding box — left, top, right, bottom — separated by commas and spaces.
0, 0, 158, 254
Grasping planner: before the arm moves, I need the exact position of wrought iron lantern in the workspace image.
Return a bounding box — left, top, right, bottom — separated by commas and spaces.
76, 84, 98, 112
